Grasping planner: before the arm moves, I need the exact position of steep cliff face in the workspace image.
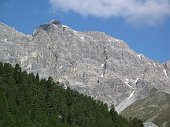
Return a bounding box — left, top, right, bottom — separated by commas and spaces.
0, 21, 170, 115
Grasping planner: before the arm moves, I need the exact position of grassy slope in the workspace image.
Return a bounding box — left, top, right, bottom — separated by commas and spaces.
121, 88, 170, 127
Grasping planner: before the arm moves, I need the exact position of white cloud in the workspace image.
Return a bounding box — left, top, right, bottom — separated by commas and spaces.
49, 0, 170, 26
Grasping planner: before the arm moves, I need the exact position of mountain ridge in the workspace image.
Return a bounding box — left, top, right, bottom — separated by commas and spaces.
0, 20, 170, 126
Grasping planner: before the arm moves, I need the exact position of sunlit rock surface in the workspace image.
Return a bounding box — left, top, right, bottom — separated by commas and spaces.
0, 21, 170, 126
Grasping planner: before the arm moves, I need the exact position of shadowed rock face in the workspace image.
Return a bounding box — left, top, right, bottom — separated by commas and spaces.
0, 21, 170, 114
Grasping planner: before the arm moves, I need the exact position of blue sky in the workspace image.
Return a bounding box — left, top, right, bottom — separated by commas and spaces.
0, 0, 170, 63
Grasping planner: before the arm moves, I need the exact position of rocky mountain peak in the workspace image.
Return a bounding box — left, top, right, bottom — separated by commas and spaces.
32, 20, 63, 37
49, 19, 61, 25
0, 21, 170, 115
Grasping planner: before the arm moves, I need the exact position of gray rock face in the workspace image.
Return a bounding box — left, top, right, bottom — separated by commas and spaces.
0, 21, 170, 114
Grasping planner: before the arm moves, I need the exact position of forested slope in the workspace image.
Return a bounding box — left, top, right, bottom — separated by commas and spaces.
0, 62, 143, 127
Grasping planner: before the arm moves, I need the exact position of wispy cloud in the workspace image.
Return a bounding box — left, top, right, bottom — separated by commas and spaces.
49, 0, 170, 26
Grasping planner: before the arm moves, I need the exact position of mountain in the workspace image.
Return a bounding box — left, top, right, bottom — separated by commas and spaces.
0, 20, 170, 126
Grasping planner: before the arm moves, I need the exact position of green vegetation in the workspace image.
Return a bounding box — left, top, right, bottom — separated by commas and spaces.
121, 88, 170, 127
0, 62, 143, 127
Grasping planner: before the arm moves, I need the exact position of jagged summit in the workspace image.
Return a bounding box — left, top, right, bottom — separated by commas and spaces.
0, 21, 170, 127
32, 20, 82, 38
49, 19, 61, 25
32, 20, 62, 36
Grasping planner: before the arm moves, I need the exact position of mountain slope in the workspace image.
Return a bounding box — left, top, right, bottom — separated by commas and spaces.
0, 20, 170, 126
121, 88, 170, 127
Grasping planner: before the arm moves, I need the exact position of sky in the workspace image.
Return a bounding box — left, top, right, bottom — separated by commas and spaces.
0, 0, 170, 63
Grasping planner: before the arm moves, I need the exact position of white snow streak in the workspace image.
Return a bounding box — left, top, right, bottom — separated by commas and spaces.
62, 25, 69, 28
32, 29, 37, 36
128, 91, 135, 100
163, 70, 168, 78
124, 78, 132, 88
124, 78, 129, 84
153, 63, 157, 67
135, 78, 139, 84
115, 39, 119, 42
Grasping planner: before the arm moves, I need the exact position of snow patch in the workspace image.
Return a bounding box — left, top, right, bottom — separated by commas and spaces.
124, 78, 129, 84
27, 35, 32, 37
101, 64, 104, 68
2, 38, 7, 42
124, 78, 132, 88
4, 38, 7, 42
80, 36, 85, 40
137, 54, 142, 59
125, 78, 129, 81
135, 78, 139, 84
115, 39, 119, 42
128, 91, 135, 100
125, 83, 132, 88
32, 29, 37, 36
108, 39, 112, 42
62, 25, 69, 28
163, 70, 168, 78
143, 122, 158, 127
153, 63, 157, 67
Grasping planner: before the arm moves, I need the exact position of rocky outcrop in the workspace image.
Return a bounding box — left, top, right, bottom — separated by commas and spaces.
0, 20, 170, 116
